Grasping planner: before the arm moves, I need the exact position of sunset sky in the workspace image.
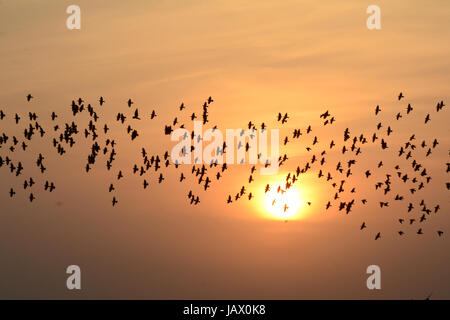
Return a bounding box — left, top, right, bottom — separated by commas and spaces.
0, 0, 449, 299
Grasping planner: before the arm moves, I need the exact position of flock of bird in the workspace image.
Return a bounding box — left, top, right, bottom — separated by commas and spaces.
0, 92, 448, 240
222, 93, 448, 240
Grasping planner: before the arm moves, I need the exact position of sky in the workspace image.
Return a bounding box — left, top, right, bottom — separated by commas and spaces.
0, 0, 449, 299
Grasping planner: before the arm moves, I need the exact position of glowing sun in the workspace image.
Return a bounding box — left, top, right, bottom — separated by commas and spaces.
263, 186, 305, 220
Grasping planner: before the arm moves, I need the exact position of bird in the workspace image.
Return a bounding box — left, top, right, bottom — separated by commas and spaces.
375, 105, 381, 115
132, 109, 140, 120
26, 94, 33, 101
320, 110, 330, 119
406, 104, 413, 114
398, 92, 404, 100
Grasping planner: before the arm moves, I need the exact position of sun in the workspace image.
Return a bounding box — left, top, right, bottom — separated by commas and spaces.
263, 185, 305, 220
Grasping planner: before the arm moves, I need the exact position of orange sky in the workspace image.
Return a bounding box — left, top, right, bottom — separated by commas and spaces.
0, 0, 449, 299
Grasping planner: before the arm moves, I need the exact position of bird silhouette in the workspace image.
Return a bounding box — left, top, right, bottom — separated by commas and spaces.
375, 105, 381, 115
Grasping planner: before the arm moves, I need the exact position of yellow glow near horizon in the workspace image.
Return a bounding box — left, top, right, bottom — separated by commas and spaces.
263, 185, 305, 220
